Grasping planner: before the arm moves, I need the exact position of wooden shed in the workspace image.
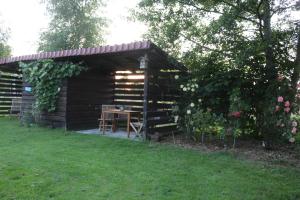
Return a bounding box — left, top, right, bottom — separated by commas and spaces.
0, 41, 186, 139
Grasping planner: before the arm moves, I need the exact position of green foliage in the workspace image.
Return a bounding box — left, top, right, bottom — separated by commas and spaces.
173, 70, 300, 146
135, 0, 299, 145
20, 59, 85, 112
38, 0, 107, 51
0, 26, 11, 58
173, 78, 226, 143
192, 109, 226, 142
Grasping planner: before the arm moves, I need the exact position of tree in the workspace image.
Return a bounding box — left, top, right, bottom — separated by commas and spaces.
38, 0, 107, 52
135, 0, 300, 147
0, 26, 11, 58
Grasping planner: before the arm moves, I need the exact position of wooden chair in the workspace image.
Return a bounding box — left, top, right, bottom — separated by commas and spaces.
98, 105, 116, 133
10, 98, 22, 117
130, 120, 143, 137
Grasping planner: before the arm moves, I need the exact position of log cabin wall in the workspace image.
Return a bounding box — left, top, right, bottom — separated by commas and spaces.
113, 69, 144, 113
66, 69, 115, 130
146, 54, 185, 140
0, 69, 22, 116
21, 81, 67, 128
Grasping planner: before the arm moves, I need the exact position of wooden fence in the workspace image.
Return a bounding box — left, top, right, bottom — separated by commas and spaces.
0, 70, 22, 116
147, 66, 181, 139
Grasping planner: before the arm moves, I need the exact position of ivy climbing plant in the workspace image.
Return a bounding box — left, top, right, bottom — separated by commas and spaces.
20, 59, 85, 112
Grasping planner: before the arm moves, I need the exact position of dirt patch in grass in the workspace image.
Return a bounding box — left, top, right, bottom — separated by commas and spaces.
160, 135, 300, 168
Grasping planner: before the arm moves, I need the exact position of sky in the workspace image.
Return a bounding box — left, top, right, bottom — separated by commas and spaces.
0, 0, 147, 56
0, 0, 298, 56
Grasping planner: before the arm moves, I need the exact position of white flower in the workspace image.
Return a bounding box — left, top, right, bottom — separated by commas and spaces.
174, 115, 179, 122
289, 137, 295, 143
195, 84, 199, 88
190, 103, 195, 107
191, 88, 195, 92
183, 87, 187, 91
198, 99, 202, 103
292, 121, 298, 127
174, 75, 179, 79
180, 84, 184, 88
187, 110, 191, 114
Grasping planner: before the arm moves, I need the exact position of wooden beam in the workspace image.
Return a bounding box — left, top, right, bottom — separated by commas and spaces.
141, 54, 149, 140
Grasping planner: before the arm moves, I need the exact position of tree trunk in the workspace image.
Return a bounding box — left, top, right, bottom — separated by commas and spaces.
291, 27, 300, 95
262, 0, 276, 149
262, 0, 276, 80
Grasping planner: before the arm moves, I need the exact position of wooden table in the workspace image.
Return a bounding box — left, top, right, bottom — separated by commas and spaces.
101, 109, 140, 137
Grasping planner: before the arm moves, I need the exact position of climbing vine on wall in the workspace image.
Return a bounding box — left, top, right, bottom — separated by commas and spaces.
20, 59, 85, 112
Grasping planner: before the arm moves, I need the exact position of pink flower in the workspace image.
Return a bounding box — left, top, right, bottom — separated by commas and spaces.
291, 127, 297, 134
284, 101, 290, 107
229, 111, 241, 118
235, 112, 241, 118
292, 121, 298, 127
275, 105, 280, 112
284, 107, 290, 113
277, 96, 284, 103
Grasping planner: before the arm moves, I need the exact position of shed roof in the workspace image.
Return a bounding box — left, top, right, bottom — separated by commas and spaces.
0, 41, 187, 73
0, 41, 153, 65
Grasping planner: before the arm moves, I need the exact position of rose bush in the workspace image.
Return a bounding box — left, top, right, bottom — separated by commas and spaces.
173, 72, 300, 147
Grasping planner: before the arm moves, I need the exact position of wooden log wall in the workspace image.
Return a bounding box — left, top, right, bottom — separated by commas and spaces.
0, 69, 22, 116
147, 62, 182, 139
21, 81, 67, 128
113, 69, 144, 113
66, 69, 115, 130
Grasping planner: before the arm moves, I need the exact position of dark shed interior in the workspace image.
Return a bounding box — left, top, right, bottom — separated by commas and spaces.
0, 41, 186, 139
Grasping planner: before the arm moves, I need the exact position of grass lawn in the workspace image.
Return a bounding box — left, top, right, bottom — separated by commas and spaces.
0, 118, 299, 200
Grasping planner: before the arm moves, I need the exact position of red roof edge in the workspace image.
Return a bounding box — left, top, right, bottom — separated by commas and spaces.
0, 40, 152, 65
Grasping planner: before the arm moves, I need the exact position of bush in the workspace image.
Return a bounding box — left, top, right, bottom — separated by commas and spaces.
173, 73, 300, 147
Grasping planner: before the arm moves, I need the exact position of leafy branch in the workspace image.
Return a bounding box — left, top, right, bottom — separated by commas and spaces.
20, 59, 85, 112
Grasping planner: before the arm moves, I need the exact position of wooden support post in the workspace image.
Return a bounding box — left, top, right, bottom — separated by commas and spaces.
141, 54, 149, 140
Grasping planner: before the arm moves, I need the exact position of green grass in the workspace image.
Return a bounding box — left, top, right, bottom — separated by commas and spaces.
0, 118, 299, 200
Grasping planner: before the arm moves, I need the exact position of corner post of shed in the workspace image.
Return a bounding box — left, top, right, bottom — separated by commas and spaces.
140, 53, 149, 140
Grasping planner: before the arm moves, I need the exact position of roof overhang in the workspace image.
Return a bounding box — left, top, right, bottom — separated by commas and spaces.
0, 41, 186, 72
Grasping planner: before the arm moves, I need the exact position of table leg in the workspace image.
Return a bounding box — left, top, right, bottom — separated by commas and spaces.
112, 113, 116, 132
99, 113, 102, 132
127, 113, 131, 138
102, 113, 106, 134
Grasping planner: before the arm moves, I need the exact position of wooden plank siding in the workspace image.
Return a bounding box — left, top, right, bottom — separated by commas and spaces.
113, 70, 144, 112
146, 54, 184, 140
66, 69, 115, 130
20, 81, 68, 128
0, 70, 23, 116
